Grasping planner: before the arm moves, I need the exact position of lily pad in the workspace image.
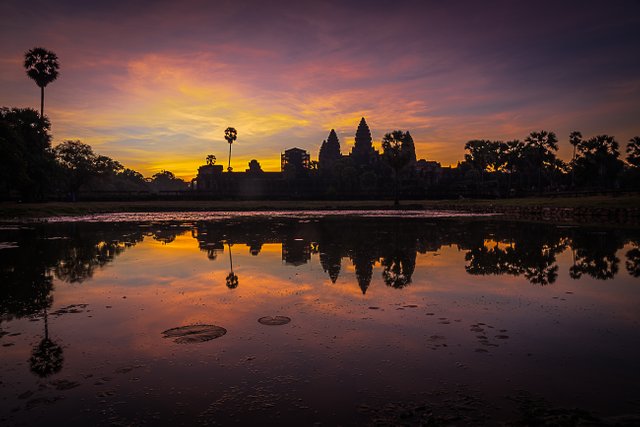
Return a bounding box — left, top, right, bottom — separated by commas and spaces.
258, 316, 291, 326
161, 324, 227, 343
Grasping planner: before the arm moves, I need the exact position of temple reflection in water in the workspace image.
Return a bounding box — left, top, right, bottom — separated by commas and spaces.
2, 218, 639, 322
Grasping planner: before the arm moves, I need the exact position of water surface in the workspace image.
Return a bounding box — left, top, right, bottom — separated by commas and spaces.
1, 214, 639, 425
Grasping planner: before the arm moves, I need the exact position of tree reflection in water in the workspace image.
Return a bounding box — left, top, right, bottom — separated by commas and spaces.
380, 228, 416, 289
626, 243, 640, 278
29, 308, 63, 378
569, 231, 623, 280
1, 220, 638, 322
464, 225, 565, 286
225, 242, 239, 289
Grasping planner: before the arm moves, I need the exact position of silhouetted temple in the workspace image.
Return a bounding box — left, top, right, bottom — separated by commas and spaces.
350, 117, 379, 167
192, 117, 448, 199
318, 129, 341, 171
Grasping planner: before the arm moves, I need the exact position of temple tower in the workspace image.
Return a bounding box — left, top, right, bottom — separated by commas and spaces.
350, 117, 376, 167
318, 129, 341, 170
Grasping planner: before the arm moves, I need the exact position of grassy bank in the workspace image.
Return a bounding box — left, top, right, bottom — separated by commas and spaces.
0, 194, 638, 220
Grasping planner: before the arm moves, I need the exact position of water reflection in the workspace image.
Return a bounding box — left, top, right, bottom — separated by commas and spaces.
29, 308, 63, 378
0, 217, 639, 425
225, 242, 239, 289
1, 220, 639, 319
627, 244, 640, 277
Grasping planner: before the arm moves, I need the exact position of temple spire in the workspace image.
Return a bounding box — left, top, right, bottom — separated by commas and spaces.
351, 117, 375, 166
319, 129, 341, 170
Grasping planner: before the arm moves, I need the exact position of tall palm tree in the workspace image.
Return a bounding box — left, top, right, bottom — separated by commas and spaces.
224, 127, 237, 172
569, 131, 582, 188
24, 47, 60, 118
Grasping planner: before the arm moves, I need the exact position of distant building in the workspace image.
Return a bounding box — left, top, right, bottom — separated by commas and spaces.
193, 164, 223, 191
281, 147, 310, 174
416, 160, 443, 186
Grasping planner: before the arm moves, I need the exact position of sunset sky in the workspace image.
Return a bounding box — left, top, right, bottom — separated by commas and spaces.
1, 0, 639, 179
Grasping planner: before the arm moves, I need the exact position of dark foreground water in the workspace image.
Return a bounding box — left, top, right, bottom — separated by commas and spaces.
1, 213, 639, 426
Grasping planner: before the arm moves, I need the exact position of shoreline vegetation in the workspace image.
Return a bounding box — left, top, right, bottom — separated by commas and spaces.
1, 194, 638, 224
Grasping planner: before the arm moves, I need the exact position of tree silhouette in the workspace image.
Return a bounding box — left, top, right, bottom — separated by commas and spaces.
569, 131, 582, 188
206, 154, 216, 166
54, 140, 98, 201
569, 232, 621, 280
224, 127, 237, 172
24, 48, 60, 118
29, 308, 64, 378
627, 136, 640, 168
0, 107, 55, 200
150, 170, 188, 192
382, 130, 413, 205
502, 140, 524, 193
225, 242, 239, 289
626, 246, 640, 278
524, 131, 558, 191
464, 139, 506, 188
572, 134, 623, 188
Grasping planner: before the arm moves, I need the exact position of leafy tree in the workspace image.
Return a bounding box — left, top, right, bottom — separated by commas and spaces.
524, 130, 559, 191
24, 47, 60, 118
464, 140, 508, 190
627, 136, 640, 168
0, 107, 56, 200
382, 130, 414, 205
54, 140, 98, 200
501, 140, 524, 192
54, 140, 128, 199
224, 127, 237, 172
573, 134, 623, 188
94, 155, 123, 176
150, 170, 188, 192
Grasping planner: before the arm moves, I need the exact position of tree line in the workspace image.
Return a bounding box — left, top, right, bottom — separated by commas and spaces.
3, 47, 640, 201
0, 108, 188, 201
454, 130, 639, 196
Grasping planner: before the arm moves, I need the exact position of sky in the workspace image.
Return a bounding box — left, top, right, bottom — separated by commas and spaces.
1, 0, 639, 179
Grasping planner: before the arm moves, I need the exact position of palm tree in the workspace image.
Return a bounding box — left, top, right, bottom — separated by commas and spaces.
24, 47, 60, 118
224, 127, 237, 172
206, 154, 216, 166
569, 131, 582, 188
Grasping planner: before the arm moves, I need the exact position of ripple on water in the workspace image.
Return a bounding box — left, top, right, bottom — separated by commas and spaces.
161, 324, 227, 343
258, 316, 291, 326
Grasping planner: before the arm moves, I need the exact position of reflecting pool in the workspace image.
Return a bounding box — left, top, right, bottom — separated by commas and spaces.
1, 214, 639, 425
